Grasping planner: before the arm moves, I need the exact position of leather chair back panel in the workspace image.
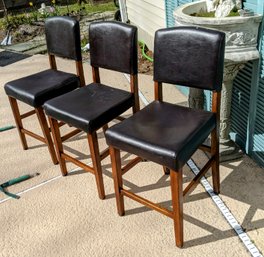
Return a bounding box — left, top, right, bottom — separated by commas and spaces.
153, 26, 225, 92
45, 16, 82, 61
89, 21, 138, 75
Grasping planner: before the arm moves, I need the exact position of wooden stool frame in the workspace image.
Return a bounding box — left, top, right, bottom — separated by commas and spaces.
8, 55, 85, 165
109, 81, 221, 247
48, 66, 139, 199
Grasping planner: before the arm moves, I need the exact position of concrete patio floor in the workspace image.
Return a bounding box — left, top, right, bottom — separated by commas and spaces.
1, 52, 264, 257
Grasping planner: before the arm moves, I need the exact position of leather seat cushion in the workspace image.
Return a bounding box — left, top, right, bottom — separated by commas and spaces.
44, 83, 134, 133
4, 69, 79, 107
106, 101, 216, 170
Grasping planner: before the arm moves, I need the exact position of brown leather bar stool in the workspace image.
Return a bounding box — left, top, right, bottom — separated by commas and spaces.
4, 16, 85, 164
44, 21, 139, 199
105, 26, 225, 247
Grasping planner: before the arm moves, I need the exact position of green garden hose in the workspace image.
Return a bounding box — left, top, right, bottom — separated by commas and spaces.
0, 173, 39, 199
138, 40, 153, 62
1, 175, 32, 188
0, 125, 15, 132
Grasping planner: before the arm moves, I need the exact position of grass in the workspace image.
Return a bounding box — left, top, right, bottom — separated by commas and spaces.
0, 1, 117, 30
59, 2, 117, 15
191, 10, 240, 18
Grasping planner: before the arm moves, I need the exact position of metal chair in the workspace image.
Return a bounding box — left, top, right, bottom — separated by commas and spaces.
44, 21, 139, 199
105, 26, 225, 247
4, 16, 85, 164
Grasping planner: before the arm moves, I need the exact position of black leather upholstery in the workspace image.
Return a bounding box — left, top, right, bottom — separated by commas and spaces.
4, 16, 82, 107
89, 21, 138, 75
106, 101, 216, 170
45, 16, 82, 61
105, 26, 225, 171
44, 83, 134, 133
44, 21, 138, 133
154, 26, 225, 92
5, 70, 79, 107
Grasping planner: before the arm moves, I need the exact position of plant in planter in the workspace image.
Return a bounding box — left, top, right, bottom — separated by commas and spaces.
206, 0, 242, 17
174, 0, 262, 161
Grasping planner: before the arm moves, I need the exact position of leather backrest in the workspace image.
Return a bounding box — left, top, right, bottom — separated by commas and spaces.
154, 26, 225, 92
89, 21, 138, 75
45, 16, 82, 61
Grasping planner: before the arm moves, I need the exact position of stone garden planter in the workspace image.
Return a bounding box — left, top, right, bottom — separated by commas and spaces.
174, 0, 262, 161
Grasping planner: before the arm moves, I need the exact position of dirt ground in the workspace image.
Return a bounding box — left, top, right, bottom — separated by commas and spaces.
138, 45, 153, 75
82, 44, 153, 75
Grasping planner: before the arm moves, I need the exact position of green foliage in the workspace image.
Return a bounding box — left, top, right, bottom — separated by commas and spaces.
190, 11, 215, 17
228, 10, 240, 17
58, 2, 116, 16
0, 1, 116, 30
0, 13, 33, 29
191, 10, 240, 18
81, 36, 88, 48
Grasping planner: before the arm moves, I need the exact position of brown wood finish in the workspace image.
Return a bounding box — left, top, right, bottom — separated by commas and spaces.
163, 166, 170, 175
154, 81, 163, 101
100, 148, 110, 161
92, 67, 100, 83
183, 156, 215, 197
88, 131, 105, 199
35, 107, 58, 165
211, 91, 221, 194
49, 117, 68, 175
48, 54, 57, 70
130, 74, 140, 113
58, 121, 65, 127
211, 128, 220, 194
109, 146, 125, 215
170, 169, 183, 248
121, 156, 142, 175
109, 132, 219, 247
122, 189, 174, 218
212, 91, 221, 115
21, 128, 46, 143
76, 60, 85, 87
20, 110, 36, 119
198, 144, 211, 153
102, 124, 109, 137
61, 152, 95, 174
8, 97, 59, 164
109, 150, 184, 245
8, 97, 28, 150
49, 118, 110, 197
61, 128, 82, 142
115, 116, 126, 122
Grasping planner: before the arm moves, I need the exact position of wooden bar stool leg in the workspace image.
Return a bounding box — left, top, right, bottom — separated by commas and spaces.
88, 131, 105, 200
170, 169, 183, 248
8, 97, 28, 150
49, 117, 68, 175
211, 128, 220, 194
163, 166, 170, 175
110, 146, 125, 216
35, 108, 58, 165
102, 124, 108, 136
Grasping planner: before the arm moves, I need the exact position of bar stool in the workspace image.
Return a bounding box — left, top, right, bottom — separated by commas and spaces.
44, 21, 139, 199
4, 16, 85, 164
105, 26, 225, 247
